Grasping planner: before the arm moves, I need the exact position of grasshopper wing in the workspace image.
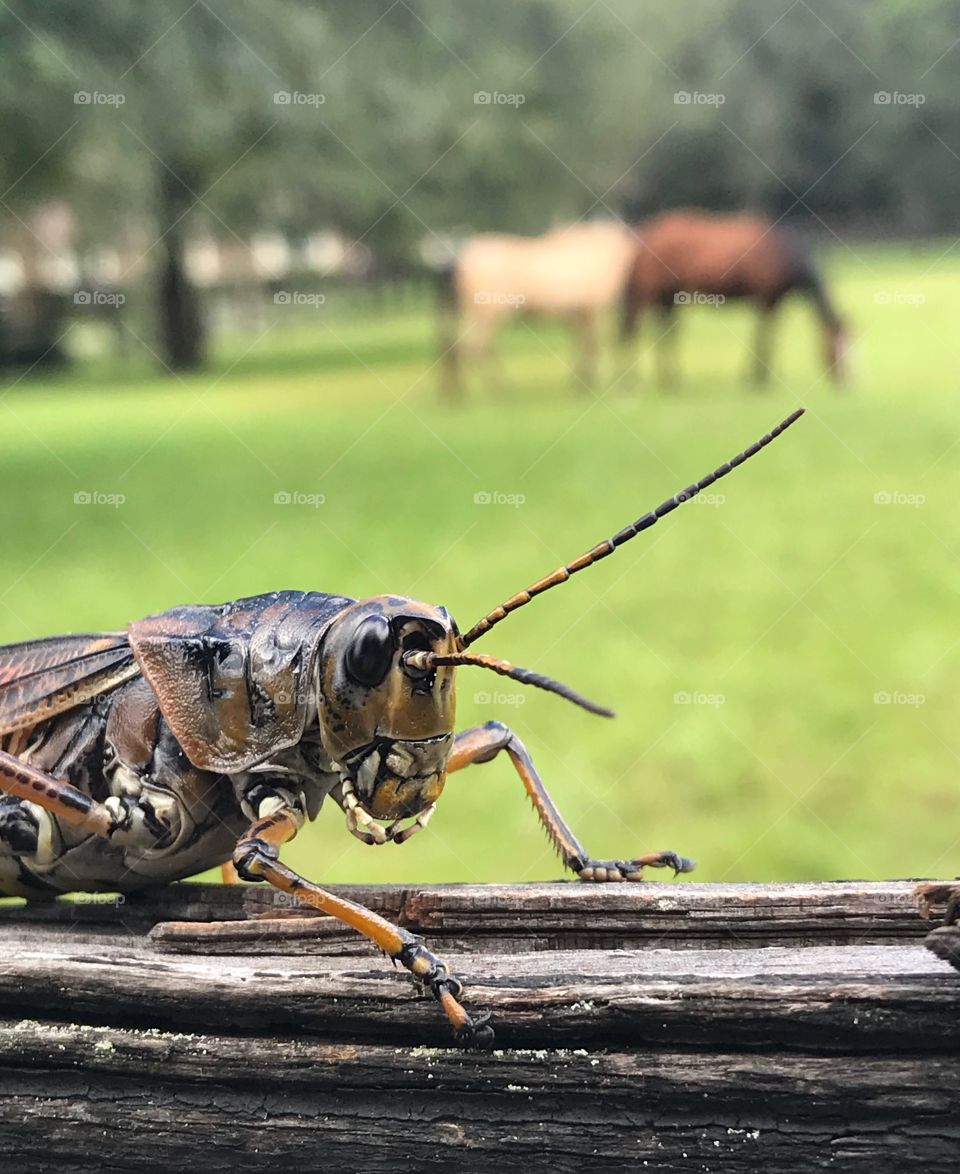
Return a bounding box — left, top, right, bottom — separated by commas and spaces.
0, 632, 140, 735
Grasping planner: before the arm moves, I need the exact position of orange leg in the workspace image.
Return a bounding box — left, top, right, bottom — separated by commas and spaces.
0, 748, 119, 839
233, 804, 493, 1047
220, 860, 240, 884
447, 721, 695, 881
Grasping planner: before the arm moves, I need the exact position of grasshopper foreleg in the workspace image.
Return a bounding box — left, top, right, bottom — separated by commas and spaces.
446, 721, 695, 881
233, 798, 493, 1048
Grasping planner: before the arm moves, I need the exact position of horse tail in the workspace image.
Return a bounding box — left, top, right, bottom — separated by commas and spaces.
436, 260, 460, 397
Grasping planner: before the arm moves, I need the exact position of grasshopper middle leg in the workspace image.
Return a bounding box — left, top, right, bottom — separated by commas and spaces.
447, 721, 695, 881
233, 798, 493, 1047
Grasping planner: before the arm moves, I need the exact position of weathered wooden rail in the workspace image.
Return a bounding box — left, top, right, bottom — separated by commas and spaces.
0, 880, 957, 1172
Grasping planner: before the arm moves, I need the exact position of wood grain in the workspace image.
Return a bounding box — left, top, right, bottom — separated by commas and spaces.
0, 880, 957, 1172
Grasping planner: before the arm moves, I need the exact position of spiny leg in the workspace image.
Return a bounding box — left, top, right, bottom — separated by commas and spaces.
447, 721, 695, 882
232, 797, 493, 1047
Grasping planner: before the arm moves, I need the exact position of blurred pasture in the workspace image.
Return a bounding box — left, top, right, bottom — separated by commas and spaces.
1, 241, 957, 884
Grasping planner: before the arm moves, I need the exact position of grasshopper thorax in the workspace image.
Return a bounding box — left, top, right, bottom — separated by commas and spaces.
316, 596, 459, 840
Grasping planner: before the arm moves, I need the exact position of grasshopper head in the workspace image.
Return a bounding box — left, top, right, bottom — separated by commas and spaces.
316, 596, 460, 843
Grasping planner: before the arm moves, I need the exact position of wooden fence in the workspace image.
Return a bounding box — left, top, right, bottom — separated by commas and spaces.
0, 880, 957, 1172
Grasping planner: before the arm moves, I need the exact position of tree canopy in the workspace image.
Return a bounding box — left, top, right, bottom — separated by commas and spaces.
2, 0, 957, 365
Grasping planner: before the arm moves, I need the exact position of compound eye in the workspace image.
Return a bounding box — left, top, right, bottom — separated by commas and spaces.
344, 614, 394, 688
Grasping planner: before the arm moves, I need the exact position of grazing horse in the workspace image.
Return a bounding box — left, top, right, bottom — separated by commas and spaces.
440, 222, 636, 397
621, 211, 850, 386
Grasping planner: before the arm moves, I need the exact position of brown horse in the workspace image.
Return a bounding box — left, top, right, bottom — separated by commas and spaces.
621, 211, 849, 386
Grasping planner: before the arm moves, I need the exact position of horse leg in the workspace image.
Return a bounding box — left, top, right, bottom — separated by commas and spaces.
459, 313, 502, 398
751, 299, 778, 386
440, 323, 462, 401
572, 309, 598, 391
656, 299, 679, 389
481, 313, 511, 396
619, 288, 643, 388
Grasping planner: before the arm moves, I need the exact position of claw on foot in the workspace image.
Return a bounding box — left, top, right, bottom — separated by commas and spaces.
579, 850, 696, 882
453, 1007, 495, 1049
396, 939, 495, 1047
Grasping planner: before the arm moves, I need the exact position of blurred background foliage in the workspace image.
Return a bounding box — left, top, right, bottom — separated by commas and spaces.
3, 0, 960, 365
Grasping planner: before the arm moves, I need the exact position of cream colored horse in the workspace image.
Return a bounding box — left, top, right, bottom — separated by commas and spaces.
441, 222, 636, 396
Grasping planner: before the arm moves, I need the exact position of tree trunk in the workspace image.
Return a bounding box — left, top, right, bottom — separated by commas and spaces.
157, 165, 206, 371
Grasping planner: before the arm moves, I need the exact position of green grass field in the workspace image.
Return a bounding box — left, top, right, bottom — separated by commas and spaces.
1, 241, 958, 887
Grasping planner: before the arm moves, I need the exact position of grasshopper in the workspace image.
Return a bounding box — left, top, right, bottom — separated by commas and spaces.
0, 409, 803, 1045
